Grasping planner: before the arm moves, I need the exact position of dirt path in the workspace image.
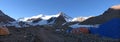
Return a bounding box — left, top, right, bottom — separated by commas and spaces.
36, 28, 64, 42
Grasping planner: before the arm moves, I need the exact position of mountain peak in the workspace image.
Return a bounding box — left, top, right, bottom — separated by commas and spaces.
111, 5, 120, 10
58, 12, 64, 15
58, 12, 72, 21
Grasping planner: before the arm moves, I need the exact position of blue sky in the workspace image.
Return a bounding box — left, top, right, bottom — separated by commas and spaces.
0, 0, 120, 20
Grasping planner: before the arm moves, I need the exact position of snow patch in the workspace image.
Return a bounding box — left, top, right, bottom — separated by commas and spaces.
70, 23, 99, 28
71, 16, 92, 22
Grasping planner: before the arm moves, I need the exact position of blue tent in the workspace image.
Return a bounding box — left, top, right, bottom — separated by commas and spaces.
90, 18, 120, 39
66, 28, 73, 33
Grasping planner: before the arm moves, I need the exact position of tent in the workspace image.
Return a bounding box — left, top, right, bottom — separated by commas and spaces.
0, 26, 10, 36
71, 27, 89, 34
90, 18, 120, 39
66, 28, 73, 33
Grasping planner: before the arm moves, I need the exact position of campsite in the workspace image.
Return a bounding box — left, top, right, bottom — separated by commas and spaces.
0, 0, 120, 42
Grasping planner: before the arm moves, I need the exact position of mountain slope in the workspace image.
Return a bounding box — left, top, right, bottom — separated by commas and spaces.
53, 12, 68, 27
81, 5, 120, 25
0, 10, 15, 23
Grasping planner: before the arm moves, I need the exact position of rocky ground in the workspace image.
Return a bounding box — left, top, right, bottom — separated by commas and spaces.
0, 26, 119, 42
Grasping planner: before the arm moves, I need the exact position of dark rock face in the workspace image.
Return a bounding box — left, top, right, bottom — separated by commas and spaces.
27, 18, 42, 23
47, 12, 72, 27
32, 18, 42, 23
81, 8, 120, 25
53, 13, 67, 27
0, 10, 15, 23
47, 17, 57, 23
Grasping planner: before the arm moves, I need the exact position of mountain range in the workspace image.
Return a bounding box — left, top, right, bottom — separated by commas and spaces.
0, 5, 120, 28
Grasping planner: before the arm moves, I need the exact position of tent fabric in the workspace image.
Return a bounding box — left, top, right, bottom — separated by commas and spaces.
90, 18, 120, 39
0, 26, 10, 36
89, 27, 98, 34
71, 27, 89, 34
79, 28, 89, 34
66, 28, 73, 33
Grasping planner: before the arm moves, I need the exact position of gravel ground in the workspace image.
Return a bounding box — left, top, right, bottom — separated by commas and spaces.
0, 27, 120, 42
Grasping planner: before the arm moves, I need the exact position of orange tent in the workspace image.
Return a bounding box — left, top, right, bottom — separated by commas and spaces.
71, 27, 89, 34
0, 26, 10, 36
79, 27, 89, 34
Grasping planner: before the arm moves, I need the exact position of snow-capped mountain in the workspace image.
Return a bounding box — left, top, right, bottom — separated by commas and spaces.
0, 10, 93, 28
72, 16, 93, 22
11, 12, 94, 28
18, 12, 71, 22
15, 12, 72, 27
18, 13, 60, 22
1, 5, 120, 28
